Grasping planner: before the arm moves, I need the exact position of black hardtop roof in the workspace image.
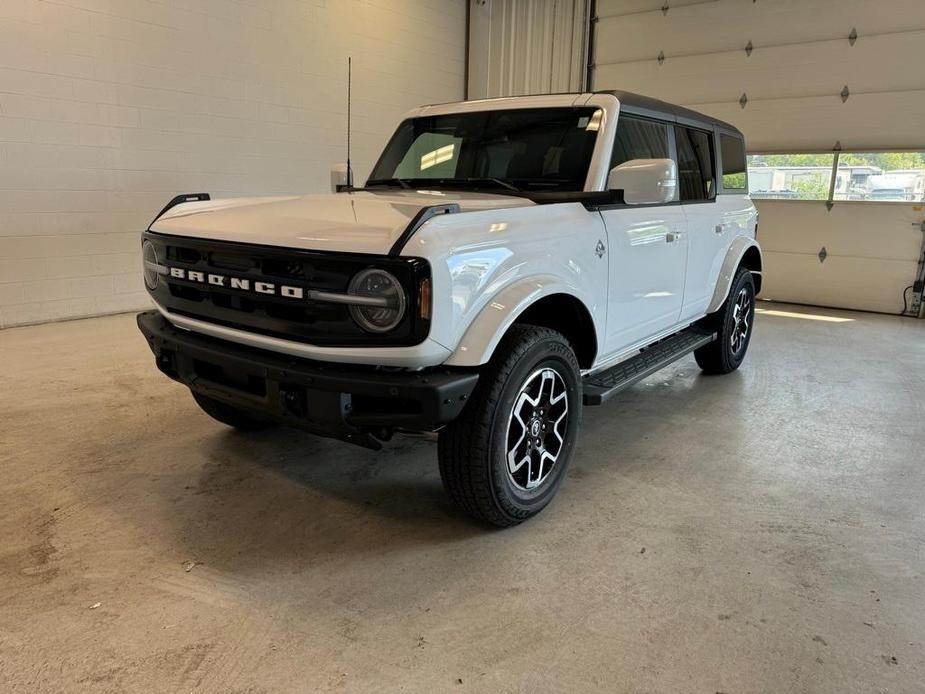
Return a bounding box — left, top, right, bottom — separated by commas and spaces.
599, 90, 742, 136
420, 90, 743, 138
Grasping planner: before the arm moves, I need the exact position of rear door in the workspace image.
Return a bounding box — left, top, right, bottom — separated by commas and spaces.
599, 116, 688, 355
712, 131, 754, 302
675, 124, 723, 321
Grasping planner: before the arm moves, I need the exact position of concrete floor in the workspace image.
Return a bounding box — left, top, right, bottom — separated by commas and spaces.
1, 303, 923, 693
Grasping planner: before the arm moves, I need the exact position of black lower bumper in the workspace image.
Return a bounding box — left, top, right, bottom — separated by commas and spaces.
137, 311, 478, 448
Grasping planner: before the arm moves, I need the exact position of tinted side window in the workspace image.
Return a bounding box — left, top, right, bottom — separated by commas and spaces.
720, 134, 747, 191
675, 126, 715, 201
611, 117, 669, 168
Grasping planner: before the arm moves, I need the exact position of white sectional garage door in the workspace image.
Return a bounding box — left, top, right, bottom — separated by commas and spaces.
590, 0, 925, 315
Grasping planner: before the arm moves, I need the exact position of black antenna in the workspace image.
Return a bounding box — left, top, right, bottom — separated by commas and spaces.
346, 56, 353, 188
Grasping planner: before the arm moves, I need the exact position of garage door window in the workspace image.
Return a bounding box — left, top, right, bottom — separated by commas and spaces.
611, 117, 669, 168
747, 154, 834, 200
832, 152, 925, 202
675, 126, 715, 201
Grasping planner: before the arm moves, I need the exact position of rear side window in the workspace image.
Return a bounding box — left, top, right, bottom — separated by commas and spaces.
675, 126, 715, 201
611, 117, 669, 168
720, 134, 747, 192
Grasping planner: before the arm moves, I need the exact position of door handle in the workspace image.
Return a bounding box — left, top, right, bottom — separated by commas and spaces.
666, 231, 683, 243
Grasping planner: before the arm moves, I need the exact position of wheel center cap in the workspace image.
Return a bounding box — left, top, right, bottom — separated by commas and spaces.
530, 419, 541, 437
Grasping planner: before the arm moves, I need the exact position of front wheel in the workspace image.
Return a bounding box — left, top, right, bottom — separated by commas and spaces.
694, 266, 756, 374
438, 325, 582, 527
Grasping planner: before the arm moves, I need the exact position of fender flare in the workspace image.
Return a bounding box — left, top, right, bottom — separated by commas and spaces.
443, 275, 595, 367
705, 237, 763, 314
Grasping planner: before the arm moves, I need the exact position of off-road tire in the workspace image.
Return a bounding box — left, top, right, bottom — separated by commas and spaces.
438, 325, 582, 527
191, 391, 274, 430
694, 266, 756, 374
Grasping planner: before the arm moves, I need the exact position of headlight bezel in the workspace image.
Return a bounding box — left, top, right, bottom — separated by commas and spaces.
142, 240, 160, 290
347, 268, 408, 333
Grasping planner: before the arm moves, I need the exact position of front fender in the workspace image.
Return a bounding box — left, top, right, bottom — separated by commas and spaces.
443, 276, 590, 367
706, 236, 763, 314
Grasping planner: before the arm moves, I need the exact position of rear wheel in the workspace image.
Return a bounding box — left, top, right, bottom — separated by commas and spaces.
695, 266, 756, 374
438, 325, 582, 527
191, 391, 274, 430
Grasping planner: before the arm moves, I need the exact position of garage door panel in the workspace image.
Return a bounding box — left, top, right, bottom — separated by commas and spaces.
597, 32, 925, 108
596, 0, 712, 20
693, 91, 925, 152
761, 251, 919, 314
755, 200, 925, 260
595, 0, 925, 66
594, 0, 925, 151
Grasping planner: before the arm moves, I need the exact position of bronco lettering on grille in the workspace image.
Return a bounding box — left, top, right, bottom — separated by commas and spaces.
168, 267, 305, 299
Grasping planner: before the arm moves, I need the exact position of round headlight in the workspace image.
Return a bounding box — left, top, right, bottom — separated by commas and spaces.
347, 269, 406, 333
142, 240, 159, 290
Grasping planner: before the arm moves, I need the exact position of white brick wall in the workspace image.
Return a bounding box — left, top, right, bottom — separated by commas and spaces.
0, 0, 466, 328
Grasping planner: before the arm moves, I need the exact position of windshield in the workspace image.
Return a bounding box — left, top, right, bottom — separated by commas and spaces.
367, 107, 603, 193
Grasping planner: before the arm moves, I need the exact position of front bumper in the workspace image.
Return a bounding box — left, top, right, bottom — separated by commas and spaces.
137, 311, 479, 448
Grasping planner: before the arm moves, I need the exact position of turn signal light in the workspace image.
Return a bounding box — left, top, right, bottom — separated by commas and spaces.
419, 277, 431, 320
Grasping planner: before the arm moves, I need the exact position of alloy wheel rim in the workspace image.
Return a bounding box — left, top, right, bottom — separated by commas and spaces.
730, 287, 752, 355
505, 367, 570, 491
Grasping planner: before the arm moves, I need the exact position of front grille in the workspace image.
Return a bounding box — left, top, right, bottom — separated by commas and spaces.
143, 232, 431, 347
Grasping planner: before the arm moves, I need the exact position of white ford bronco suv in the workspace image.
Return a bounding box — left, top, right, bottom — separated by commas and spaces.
138, 91, 761, 526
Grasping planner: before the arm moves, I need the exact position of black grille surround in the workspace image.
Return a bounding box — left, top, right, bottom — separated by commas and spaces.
143, 232, 431, 347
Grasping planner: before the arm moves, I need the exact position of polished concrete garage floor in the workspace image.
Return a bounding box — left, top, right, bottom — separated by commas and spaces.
1, 303, 923, 693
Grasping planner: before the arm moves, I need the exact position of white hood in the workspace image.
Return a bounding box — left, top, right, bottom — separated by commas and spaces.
149, 190, 535, 255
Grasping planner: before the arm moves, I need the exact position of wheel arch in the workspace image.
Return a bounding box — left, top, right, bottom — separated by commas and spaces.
443, 277, 600, 369
705, 238, 763, 314
739, 245, 763, 294
510, 294, 597, 369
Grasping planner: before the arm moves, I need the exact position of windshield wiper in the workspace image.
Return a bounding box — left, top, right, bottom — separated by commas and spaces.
365, 178, 412, 189
463, 177, 520, 192
366, 177, 521, 193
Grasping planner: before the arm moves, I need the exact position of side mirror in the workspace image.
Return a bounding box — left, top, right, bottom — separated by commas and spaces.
330, 163, 353, 193
607, 158, 678, 205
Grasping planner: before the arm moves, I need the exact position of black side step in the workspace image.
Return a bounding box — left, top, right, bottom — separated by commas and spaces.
583, 327, 716, 405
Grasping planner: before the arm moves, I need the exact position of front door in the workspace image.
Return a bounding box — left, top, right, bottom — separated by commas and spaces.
599, 115, 687, 356
600, 204, 688, 354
